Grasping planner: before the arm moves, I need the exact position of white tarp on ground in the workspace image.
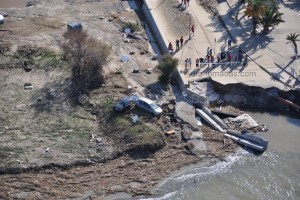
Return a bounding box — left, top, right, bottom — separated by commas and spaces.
0, 15, 4, 24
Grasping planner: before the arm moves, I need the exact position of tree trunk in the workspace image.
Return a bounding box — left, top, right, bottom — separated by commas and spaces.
251, 17, 257, 35
293, 41, 298, 59
262, 26, 269, 34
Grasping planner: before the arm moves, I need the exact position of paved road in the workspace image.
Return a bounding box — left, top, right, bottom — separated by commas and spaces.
145, 0, 300, 90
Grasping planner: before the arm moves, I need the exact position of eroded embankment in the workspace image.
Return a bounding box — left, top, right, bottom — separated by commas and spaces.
212, 80, 300, 117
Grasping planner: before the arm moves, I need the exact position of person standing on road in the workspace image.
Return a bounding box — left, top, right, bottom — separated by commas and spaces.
185, 58, 189, 70
187, 0, 190, 6
228, 52, 232, 62
180, 36, 184, 48
196, 58, 199, 68
243, 54, 248, 67
191, 25, 195, 37
188, 58, 192, 69
183, 0, 187, 7
168, 42, 174, 54
228, 39, 232, 49
238, 47, 243, 62
206, 47, 210, 57
209, 48, 213, 56
176, 39, 180, 51
217, 53, 221, 63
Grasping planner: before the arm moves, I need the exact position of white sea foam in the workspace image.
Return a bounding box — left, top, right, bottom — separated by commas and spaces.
170, 149, 248, 182
141, 150, 250, 200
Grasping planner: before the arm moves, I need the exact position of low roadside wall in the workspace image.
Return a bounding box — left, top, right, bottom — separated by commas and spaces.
142, 0, 169, 54
142, 0, 207, 107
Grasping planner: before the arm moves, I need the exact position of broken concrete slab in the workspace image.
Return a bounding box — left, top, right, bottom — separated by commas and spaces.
225, 113, 259, 129
175, 101, 198, 131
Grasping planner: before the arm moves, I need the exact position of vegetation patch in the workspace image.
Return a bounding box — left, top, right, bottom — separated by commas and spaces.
157, 55, 179, 84
122, 21, 141, 33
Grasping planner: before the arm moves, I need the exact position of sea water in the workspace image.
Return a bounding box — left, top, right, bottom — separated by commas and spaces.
140, 112, 300, 200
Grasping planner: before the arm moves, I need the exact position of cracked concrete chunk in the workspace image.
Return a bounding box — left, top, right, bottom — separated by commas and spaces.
175, 101, 198, 130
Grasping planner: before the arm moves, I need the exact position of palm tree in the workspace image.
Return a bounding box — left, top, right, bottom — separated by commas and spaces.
245, 0, 277, 35
286, 33, 300, 59
245, 0, 266, 35
259, 7, 284, 34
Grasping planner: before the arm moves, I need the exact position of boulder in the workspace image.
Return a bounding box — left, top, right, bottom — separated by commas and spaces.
225, 113, 259, 129
175, 101, 198, 130
187, 139, 207, 154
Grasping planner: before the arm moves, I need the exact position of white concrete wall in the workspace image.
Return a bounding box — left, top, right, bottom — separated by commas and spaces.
142, 0, 206, 107
142, 1, 169, 54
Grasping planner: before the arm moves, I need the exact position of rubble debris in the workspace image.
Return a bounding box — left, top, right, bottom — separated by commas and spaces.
151, 54, 158, 60
224, 113, 259, 130
211, 109, 238, 118
131, 114, 138, 124
182, 131, 203, 140
132, 68, 140, 73
175, 101, 199, 131
127, 33, 145, 41
120, 55, 130, 62
67, 21, 82, 31
187, 139, 207, 154
24, 83, 33, 90
124, 28, 131, 34
188, 81, 218, 103
165, 130, 175, 135
145, 68, 152, 74
195, 116, 202, 126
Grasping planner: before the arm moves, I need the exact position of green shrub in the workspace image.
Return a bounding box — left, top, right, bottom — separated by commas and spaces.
157, 55, 179, 84
122, 21, 140, 33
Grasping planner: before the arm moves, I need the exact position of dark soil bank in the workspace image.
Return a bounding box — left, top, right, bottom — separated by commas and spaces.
212, 80, 300, 117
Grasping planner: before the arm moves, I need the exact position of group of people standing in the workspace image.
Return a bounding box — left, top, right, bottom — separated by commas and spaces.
168, 36, 184, 54
191, 46, 246, 69
181, 0, 190, 7
168, 24, 195, 54
169, 35, 247, 70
